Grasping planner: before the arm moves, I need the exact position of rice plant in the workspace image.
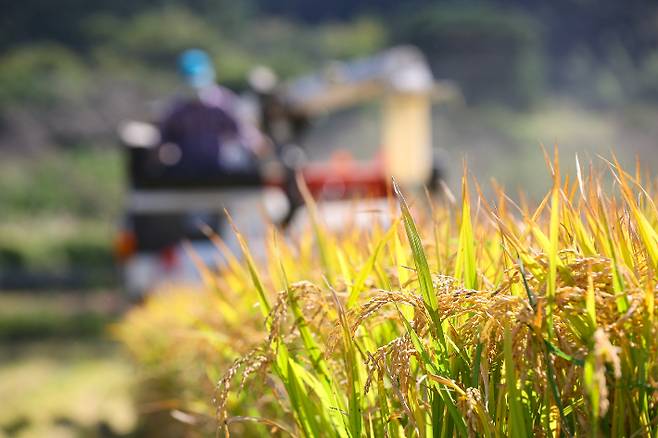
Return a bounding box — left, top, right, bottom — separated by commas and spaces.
120, 153, 658, 437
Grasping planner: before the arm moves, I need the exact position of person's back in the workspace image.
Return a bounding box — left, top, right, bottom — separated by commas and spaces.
154, 49, 262, 186
160, 99, 242, 176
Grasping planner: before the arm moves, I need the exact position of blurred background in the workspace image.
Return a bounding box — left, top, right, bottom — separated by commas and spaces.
2, 0, 658, 436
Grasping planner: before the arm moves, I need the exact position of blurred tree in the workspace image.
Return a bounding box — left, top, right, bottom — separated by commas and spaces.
0, 0, 254, 50
394, 3, 544, 107
0, 44, 89, 106
86, 6, 226, 70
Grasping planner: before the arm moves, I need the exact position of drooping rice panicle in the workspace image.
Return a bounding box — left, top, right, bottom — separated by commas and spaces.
118, 153, 658, 437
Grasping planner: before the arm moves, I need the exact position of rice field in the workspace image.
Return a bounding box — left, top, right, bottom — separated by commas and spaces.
118, 151, 658, 436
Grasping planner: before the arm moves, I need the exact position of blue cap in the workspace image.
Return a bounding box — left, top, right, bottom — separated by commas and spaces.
178, 49, 215, 88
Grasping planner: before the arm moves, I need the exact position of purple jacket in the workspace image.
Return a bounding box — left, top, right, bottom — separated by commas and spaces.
159, 85, 258, 175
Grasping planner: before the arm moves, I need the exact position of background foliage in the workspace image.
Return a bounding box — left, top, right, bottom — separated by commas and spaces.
4, 0, 658, 152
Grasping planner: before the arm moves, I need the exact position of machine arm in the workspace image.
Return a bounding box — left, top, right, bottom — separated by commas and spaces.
281, 45, 460, 116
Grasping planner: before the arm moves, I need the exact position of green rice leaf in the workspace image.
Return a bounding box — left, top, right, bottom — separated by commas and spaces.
392, 179, 437, 311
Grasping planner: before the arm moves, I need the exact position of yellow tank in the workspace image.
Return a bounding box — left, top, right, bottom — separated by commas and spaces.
382, 92, 432, 187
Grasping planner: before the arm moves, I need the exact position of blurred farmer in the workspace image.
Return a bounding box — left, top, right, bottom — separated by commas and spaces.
157, 49, 266, 185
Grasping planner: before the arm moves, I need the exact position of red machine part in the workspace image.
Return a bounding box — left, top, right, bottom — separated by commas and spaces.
266, 150, 389, 201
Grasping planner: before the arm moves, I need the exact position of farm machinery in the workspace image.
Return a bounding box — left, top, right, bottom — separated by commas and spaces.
115, 46, 459, 297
